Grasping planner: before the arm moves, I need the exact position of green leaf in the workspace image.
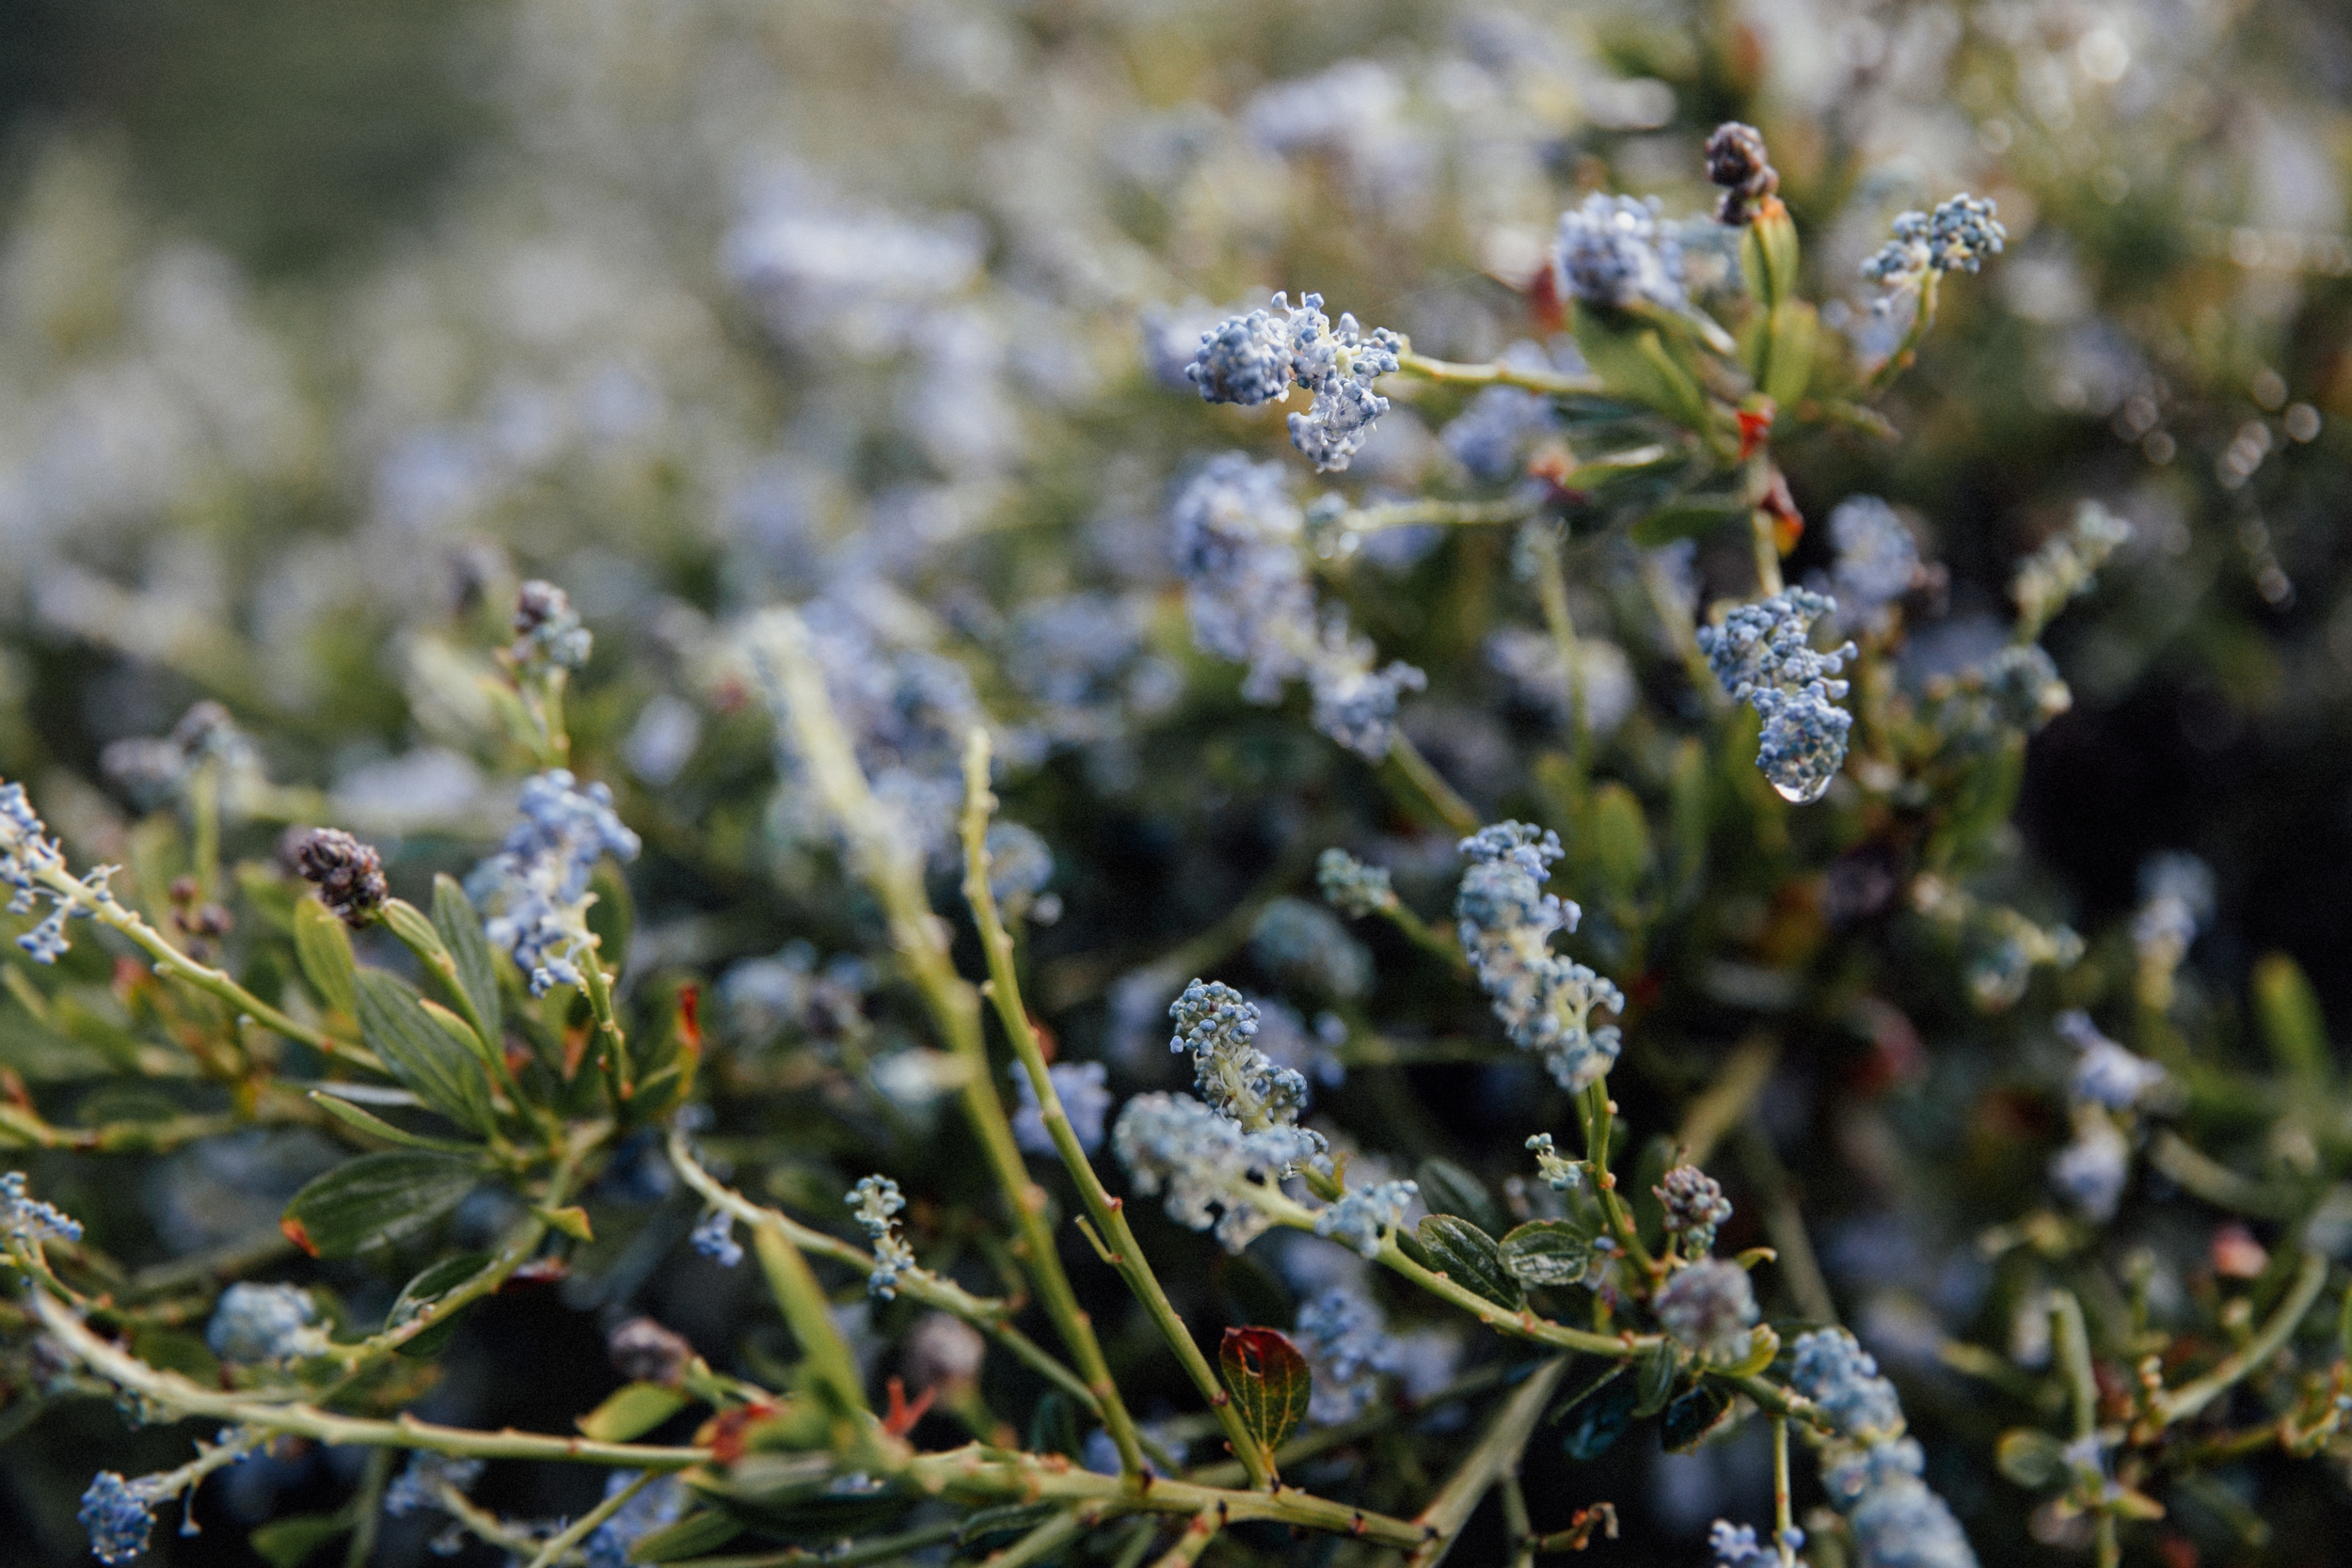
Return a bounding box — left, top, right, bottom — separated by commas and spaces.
389, 1250, 493, 1357
1995, 1428, 2067, 1489
579, 1382, 691, 1442
250, 1513, 351, 1568
432, 873, 503, 1041
1573, 308, 1707, 427
1589, 783, 1655, 900
305, 1090, 482, 1154
1739, 204, 1801, 309
355, 969, 496, 1133
1631, 1344, 1682, 1418
1760, 301, 1817, 409
1415, 1214, 1524, 1309
281, 1152, 482, 1259
292, 897, 359, 1018
131, 1325, 219, 1384
629, 1510, 743, 1563
1630, 494, 1747, 548
957, 1502, 1070, 1546
1219, 1326, 1312, 1459
1499, 1219, 1597, 1287
1661, 1383, 1738, 1451
1414, 1157, 1504, 1238
2253, 954, 2331, 1085
1027, 1391, 1082, 1459
1561, 1370, 1639, 1460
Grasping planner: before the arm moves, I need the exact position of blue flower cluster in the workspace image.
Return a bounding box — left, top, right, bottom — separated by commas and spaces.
1553, 194, 1686, 310
1697, 589, 1856, 803
1011, 1060, 1112, 1156
383, 1452, 484, 1518
1313, 1179, 1419, 1259
2048, 1010, 2166, 1222
2, 1169, 83, 1248
1709, 1519, 1802, 1566
2010, 501, 2133, 635
1184, 292, 1404, 472
205, 1283, 326, 1365
1654, 1259, 1757, 1361
691, 1208, 744, 1268
1441, 384, 1557, 482
1862, 194, 2007, 286
1655, 1164, 1733, 1256
1169, 980, 1316, 1131
78, 1472, 163, 1565
2058, 1011, 2167, 1112
848, 1175, 916, 1298
1525, 1132, 1582, 1192
1111, 1091, 1324, 1253
1169, 453, 1425, 759
509, 579, 593, 673
466, 768, 642, 994
983, 821, 1056, 920
0, 780, 100, 965
1315, 848, 1396, 918
1788, 1329, 1979, 1568
585, 1473, 685, 1568
2131, 849, 2212, 967
1454, 824, 1623, 1091
1249, 897, 1372, 1000
1827, 498, 1920, 634
1295, 1284, 1407, 1423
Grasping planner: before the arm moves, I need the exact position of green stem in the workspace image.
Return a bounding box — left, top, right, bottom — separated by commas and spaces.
2148, 1252, 2328, 1428
663, 1519, 964, 1568
1772, 1416, 1796, 1568
961, 734, 1268, 1488
36, 862, 372, 1068
1149, 1505, 1223, 1568
1260, 1185, 1650, 1358
580, 955, 633, 1110
1387, 732, 1481, 835
1581, 1081, 1655, 1277
344, 1448, 393, 1568
523, 1468, 657, 1568
756, 612, 1144, 1480
668, 1131, 1101, 1417
748, 1214, 871, 1425
1392, 351, 1600, 398
1406, 1357, 1569, 1568
33, 1289, 710, 1466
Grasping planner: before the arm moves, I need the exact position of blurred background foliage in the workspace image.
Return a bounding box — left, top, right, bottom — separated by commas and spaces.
0, 0, 2350, 1561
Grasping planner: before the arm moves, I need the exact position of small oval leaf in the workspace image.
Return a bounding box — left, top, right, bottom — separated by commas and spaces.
1415, 1157, 1504, 1238
282, 1151, 483, 1259
1632, 1344, 1683, 1418
630, 1510, 743, 1563
1416, 1214, 1524, 1309
433, 873, 503, 1044
1661, 1382, 1738, 1452
356, 970, 496, 1134
1219, 1326, 1312, 1459
1562, 1371, 1640, 1461
292, 897, 359, 1019
580, 1382, 691, 1443
1501, 1219, 1597, 1287
1995, 1428, 2068, 1489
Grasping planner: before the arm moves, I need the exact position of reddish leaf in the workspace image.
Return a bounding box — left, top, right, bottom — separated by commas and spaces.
1218, 1326, 1311, 1461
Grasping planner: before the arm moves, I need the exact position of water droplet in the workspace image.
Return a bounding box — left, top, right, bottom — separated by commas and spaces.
1772, 775, 1832, 804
